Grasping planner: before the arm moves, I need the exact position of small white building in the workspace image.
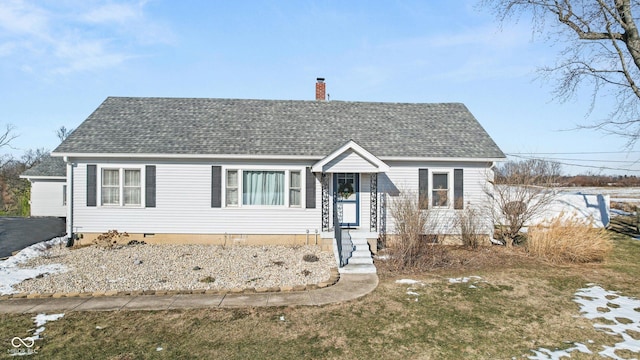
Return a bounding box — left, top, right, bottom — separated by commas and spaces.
20, 156, 67, 218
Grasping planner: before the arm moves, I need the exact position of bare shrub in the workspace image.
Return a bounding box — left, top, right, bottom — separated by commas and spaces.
388, 191, 451, 271
487, 159, 560, 246
455, 202, 483, 249
526, 215, 612, 264
93, 230, 129, 249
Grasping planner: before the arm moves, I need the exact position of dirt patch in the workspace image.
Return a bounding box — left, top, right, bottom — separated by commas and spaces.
376, 245, 539, 279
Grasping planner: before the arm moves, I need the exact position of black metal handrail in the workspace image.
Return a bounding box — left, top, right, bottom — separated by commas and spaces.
333, 192, 344, 267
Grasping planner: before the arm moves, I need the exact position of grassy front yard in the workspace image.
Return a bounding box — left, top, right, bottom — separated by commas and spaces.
1, 231, 639, 359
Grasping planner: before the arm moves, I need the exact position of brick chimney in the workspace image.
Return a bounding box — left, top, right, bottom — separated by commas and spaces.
315, 78, 326, 101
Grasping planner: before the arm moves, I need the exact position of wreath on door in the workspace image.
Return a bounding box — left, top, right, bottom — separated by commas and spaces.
338, 182, 354, 199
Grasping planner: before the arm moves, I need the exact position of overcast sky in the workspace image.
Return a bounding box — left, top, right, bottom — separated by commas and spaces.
1, 0, 638, 175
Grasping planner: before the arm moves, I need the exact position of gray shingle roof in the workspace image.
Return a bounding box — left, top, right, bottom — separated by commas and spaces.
53, 97, 505, 159
21, 155, 66, 177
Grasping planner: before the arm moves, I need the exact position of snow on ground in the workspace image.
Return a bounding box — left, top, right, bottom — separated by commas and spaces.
32, 313, 65, 340
397, 278, 639, 358
7, 313, 64, 356
448, 276, 482, 284
529, 285, 640, 359
395, 279, 422, 285
0, 236, 68, 295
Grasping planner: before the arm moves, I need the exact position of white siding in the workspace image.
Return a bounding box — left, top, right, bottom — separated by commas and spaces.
72, 160, 322, 235
380, 161, 494, 235
29, 179, 66, 217
70, 158, 495, 236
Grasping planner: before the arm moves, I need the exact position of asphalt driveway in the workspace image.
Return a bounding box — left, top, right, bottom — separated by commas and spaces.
0, 217, 66, 258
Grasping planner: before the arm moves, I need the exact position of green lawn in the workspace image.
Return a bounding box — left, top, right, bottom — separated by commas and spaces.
1, 232, 639, 359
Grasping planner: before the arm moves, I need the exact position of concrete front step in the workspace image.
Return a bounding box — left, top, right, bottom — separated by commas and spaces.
351, 249, 371, 257
347, 257, 374, 265
339, 263, 377, 274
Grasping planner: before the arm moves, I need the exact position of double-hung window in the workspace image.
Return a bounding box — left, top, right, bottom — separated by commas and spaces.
226, 170, 239, 206
123, 170, 141, 205
289, 171, 301, 207
101, 168, 141, 206
432, 173, 449, 207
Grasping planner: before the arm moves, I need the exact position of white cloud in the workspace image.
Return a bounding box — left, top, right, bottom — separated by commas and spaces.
0, 0, 49, 36
52, 38, 132, 74
0, 0, 172, 76
81, 2, 141, 24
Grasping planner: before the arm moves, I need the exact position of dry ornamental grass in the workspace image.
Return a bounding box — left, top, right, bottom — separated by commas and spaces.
526, 214, 613, 264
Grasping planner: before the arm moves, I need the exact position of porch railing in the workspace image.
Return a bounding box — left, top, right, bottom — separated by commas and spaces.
333, 193, 344, 267
333, 192, 354, 267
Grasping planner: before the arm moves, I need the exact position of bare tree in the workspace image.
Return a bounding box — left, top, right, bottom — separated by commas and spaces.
0, 124, 17, 149
483, 0, 640, 144
21, 148, 49, 169
56, 126, 74, 143
487, 159, 562, 246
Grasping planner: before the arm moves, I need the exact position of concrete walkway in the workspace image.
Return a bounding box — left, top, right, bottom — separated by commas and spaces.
0, 273, 378, 314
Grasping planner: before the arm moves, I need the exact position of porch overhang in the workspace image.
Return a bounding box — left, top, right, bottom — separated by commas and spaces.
311, 140, 390, 173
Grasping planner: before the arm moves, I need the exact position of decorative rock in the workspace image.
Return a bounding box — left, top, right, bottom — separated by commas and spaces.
11, 244, 336, 295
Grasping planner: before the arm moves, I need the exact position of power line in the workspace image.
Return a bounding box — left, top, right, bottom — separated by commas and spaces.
506, 153, 640, 173
505, 154, 639, 164
507, 151, 640, 155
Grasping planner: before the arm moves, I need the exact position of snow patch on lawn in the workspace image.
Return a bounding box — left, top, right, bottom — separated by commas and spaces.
448, 276, 482, 284
0, 236, 69, 295
395, 279, 422, 285
32, 313, 65, 340
529, 285, 640, 359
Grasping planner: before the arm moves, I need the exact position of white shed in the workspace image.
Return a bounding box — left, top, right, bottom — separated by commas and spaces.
20, 156, 67, 218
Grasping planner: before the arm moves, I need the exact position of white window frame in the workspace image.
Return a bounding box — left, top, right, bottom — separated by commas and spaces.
431, 170, 452, 208
98, 166, 145, 207
289, 170, 302, 207
225, 169, 239, 207
223, 167, 305, 208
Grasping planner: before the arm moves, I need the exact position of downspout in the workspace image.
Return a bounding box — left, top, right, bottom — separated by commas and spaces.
65, 157, 74, 247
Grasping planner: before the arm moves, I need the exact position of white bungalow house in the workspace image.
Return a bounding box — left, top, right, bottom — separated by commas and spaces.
50, 80, 506, 272
20, 155, 67, 218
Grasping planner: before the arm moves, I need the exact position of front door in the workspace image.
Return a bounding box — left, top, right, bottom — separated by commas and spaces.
334, 173, 359, 227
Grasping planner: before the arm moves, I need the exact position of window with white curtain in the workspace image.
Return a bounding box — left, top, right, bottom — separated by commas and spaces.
243, 171, 285, 205
124, 169, 141, 206
101, 168, 141, 206
102, 169, 120, 205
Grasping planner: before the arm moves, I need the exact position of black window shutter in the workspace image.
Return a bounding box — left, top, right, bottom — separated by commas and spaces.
305, 167, 316, 209
418, 168, 428, 209
87, 165, 97, 207
145, 165, 156, 208
211, 166, 221, 208
454, 169, 464, 209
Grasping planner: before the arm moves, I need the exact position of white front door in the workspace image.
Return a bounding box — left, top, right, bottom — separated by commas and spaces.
335, 173, 359, 227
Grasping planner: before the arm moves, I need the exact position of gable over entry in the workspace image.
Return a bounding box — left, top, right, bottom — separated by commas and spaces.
312, 140, 389, 174
313, 141, 388, 233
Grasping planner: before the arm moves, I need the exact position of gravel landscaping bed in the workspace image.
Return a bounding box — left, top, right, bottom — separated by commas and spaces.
13, 243, 336, 294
